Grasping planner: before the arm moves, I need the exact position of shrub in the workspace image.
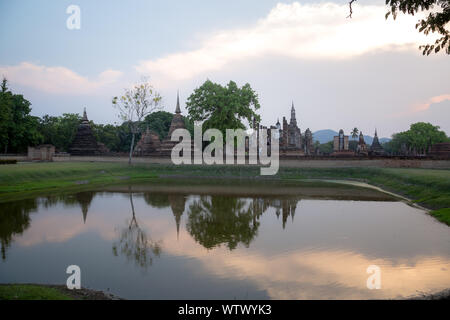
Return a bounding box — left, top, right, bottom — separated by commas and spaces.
0, 159, 17, 165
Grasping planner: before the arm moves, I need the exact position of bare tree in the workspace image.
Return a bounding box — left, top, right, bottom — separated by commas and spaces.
112, 79, 162, 164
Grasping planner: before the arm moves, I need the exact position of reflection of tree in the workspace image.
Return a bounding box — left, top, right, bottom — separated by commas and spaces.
143, 193, 170, 208
186, 196, 260, 250
0, 199, 37, 260
112, 192, 162, 269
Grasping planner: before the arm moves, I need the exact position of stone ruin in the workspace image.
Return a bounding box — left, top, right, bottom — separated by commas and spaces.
160, 92, 188, 156
369, 129, 385, 156
134, 127, 161, 156
429, 142, 450, 158
27, 144, 55, 161
356, 131, 368, 156
69, 108, 109, 156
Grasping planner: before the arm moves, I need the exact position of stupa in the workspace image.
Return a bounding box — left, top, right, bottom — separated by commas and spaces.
134, 127, 161, 156
69, 108, 107, 155
369, 129, 385, 156
160, 92, 187, 156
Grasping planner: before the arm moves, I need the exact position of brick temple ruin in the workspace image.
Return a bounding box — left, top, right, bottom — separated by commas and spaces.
61, 96, 450, 160
69, 108, 109, 156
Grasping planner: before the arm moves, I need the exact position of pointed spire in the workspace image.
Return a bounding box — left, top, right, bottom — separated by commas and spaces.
374, 128, 378, 137
82, 207, 87, 224
290, 101, 297, 126
175, 91, 181, 114
82, 107, 88, 122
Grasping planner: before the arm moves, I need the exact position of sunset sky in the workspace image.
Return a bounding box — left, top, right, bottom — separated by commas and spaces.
1, 0, 449, 137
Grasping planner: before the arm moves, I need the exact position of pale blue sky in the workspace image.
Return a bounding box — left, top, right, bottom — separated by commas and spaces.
1, 0, 449, 136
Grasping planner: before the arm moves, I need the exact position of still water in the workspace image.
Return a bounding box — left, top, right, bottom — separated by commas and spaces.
0, 181, 449, 299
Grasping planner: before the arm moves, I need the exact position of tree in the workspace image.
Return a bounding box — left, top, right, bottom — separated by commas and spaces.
142, 111, 173, 140
0, 79, 13, 152
386, 122, 448, 155
318, 141, 334, 154
186, 80, 261, 141
92, 123, 121, 152
348, 0, 450, 55
0, 78, 42, 153
39, 113, 81, 152
351, 127, 359, 139
112, 80, 162, 164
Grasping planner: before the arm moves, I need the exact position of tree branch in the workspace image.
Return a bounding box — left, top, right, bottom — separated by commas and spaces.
347, 0, 357, 19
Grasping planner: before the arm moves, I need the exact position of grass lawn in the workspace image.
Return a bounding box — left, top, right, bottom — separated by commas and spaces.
0, 162, 449, 225
0, 284, 72, 300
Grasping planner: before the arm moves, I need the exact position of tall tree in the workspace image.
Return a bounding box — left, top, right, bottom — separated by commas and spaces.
112, 80, 162, 164
186, 80, 261, 140
0, 78, 42, 153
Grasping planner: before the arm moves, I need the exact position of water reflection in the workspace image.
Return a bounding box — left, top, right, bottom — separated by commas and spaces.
0, 199, 36, 260
0, 183, 449, 299
187, 196, 259, 250
112, 191, 162, 269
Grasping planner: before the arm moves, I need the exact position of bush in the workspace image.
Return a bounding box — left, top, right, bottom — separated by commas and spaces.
0, 159, 17, 165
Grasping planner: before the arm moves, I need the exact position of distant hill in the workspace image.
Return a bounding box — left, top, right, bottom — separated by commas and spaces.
312, 130, 338, 144
312, 129, 391, 145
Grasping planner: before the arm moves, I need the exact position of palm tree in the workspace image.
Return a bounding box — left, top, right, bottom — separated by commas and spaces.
351, 127, 359, 140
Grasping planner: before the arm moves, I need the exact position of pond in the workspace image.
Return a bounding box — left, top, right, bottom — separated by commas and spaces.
0, 180, 449, 299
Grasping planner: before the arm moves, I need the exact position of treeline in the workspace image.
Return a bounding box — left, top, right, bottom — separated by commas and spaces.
383, 122, 449, 155
1, 78, 448, 155
315, 124, 449, 155
0, 79, 193, 154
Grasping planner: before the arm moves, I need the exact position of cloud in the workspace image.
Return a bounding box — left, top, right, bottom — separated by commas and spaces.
414, 94, 450, 112
135, 2, 434, 82
0, 62, 123, 95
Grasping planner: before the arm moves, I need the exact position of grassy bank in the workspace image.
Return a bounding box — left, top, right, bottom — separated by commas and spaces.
0, 284, 116, 300
0, 284, 72, 300
0, 162, 449, 224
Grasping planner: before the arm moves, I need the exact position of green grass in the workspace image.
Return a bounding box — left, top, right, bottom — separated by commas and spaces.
0, 284, 73, 300
0, 162, 449, 225
429, 208, 450, 225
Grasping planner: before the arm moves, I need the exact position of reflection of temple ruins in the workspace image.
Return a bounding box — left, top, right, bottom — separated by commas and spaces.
168, 194, 186, 239
75, 192, 95, 224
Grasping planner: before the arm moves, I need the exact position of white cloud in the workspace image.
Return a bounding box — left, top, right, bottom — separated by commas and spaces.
135, 2, 434, 82
0, 62, 123, 95
414, 94, 450, 112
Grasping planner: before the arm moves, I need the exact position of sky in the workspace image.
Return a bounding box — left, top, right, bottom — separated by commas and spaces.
0, 0, 449, 138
